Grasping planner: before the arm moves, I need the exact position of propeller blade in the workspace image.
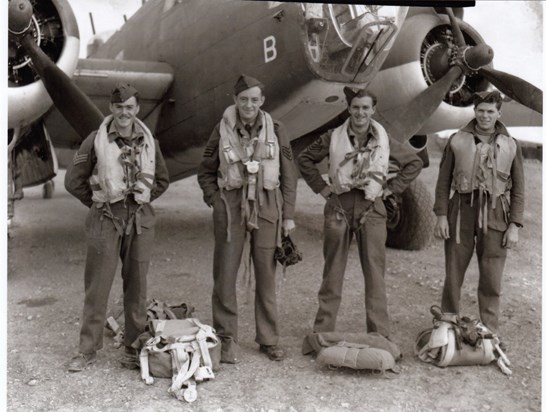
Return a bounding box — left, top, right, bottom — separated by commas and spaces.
479, 67, 543, 114
20, 34, 104, 138
386, 66, 463, 142
445, 7, 466, 48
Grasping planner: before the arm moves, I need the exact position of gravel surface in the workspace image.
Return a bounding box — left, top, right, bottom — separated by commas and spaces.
7, 152, 542, 411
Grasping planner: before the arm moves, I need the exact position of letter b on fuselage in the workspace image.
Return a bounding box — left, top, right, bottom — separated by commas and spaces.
264, 36, 277, 63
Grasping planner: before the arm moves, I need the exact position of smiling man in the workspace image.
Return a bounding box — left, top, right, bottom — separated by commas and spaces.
433, 90, 525, 344
64, 83, 169, 372
197, 74, 298, 363
297, 87, 422, 339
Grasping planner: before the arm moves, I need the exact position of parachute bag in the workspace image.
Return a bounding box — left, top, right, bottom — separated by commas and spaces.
107, 299, 195, 349
414, 305, 512, 376
146, 299, 195, 321
303, 331, 402, 376
139, 318, 221, 403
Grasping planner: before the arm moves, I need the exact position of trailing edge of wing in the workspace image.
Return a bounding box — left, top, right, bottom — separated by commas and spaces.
73, 58, 175, 119
45, 58, 174, 148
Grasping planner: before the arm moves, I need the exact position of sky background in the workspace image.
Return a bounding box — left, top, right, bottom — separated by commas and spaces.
67, 0, 543, 88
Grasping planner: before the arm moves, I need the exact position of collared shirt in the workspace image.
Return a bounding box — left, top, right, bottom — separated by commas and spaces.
237, 116, 261, 157
347, 124, 372, 149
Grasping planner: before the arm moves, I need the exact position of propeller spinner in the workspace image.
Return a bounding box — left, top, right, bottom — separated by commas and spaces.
8, 0, 33, 34
9, 0, 104, 138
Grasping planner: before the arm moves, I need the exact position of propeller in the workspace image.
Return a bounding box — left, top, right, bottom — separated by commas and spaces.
479, 67, 543, 114
386, 7, 542, 143
444, 7, 542, 115
9, 0, 104, 139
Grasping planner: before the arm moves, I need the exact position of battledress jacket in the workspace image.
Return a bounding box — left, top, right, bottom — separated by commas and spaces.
197, 116, 298, 222
65, 127, 170, 208
433, 119, 525, 230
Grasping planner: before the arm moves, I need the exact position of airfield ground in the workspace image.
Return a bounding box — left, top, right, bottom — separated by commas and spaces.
6, 151, 542, 411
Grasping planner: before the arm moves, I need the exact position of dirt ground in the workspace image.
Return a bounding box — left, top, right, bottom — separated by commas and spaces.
6, 151, 542, 412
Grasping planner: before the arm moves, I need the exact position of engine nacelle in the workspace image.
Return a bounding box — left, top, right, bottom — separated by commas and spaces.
368, 12, 490, 135
8, 0, 80, 129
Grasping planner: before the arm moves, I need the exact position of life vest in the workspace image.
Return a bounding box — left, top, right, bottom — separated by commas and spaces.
450, 124, 516, 205
90, 115, 156, 204
328, 118, 389, 199
217, 105, 280, 191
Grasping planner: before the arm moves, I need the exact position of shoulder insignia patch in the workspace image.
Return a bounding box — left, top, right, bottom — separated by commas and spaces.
281, 146, 293, 160
73, 153, 89, 165
307, 141, 323, 153
203, 145, 216, 158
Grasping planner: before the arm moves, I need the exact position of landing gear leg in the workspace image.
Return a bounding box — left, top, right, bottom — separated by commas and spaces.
42, 180, 55, 199
8, 128, 22, 233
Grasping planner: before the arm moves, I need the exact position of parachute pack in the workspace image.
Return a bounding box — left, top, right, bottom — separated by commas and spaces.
138, 318, 220, 403
302, 331, 402, 376
414, 305, 511, 376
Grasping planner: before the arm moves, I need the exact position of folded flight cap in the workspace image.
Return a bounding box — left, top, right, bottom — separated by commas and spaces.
472, 90, 502, 105
343, 86, 368, 104
111, 82, 139, 103
234, 74, 264, 96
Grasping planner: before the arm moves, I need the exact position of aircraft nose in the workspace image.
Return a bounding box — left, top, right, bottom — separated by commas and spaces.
9, 0, 34, 34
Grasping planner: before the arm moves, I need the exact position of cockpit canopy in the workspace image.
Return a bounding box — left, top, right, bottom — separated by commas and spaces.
301, 3, 407, 84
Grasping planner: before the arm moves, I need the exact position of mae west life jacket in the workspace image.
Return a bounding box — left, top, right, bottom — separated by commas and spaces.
217, 105, 280, 191
90, 115, 156, 204
328, 118, 389, 199
450, 126, 517, 206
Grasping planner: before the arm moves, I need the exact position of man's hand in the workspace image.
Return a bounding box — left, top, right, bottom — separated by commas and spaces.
502, 223, 519, 248
320, 186, 332, 200
434, 215, 450, 240
382, 187, 393, 199
282, 219, 296, 236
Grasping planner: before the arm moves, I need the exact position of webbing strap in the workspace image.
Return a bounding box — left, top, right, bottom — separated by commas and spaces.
170, 343, 200, 393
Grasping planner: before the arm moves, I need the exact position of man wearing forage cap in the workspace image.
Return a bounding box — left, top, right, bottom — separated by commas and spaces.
65, 82, 170, 372
434, 90, 524, 346
298, 87, 422, 339
198, 74, 298, 362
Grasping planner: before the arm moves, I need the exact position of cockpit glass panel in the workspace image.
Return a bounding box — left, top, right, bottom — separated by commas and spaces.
301, 3, 406, 83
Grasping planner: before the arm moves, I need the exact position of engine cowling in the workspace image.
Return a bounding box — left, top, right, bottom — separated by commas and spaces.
368, 11, 491, 136
8, 0, 80, 129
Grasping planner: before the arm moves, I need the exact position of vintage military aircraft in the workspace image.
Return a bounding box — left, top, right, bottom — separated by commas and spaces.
7, 0, 543, 250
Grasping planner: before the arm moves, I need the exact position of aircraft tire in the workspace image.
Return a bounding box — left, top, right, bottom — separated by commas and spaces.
42, 180, 54, 199
386, 179, 434, 251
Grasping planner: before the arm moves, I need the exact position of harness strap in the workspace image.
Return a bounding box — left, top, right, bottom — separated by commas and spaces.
470, 147, 481, 207
483, 191, 489, 235
455, 196, 461, 244
478, 188, 484, 230
275, 189, 283, 249
170, 343, 199, 393
100, 203, 124, 236
219, 189, 232, 242
357, 200, 375, 231
126, 204, 144, 235
491, 140, 498, 209
242, 231, 253, 305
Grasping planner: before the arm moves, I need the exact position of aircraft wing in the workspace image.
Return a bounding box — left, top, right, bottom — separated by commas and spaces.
44, 58, 174, 149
